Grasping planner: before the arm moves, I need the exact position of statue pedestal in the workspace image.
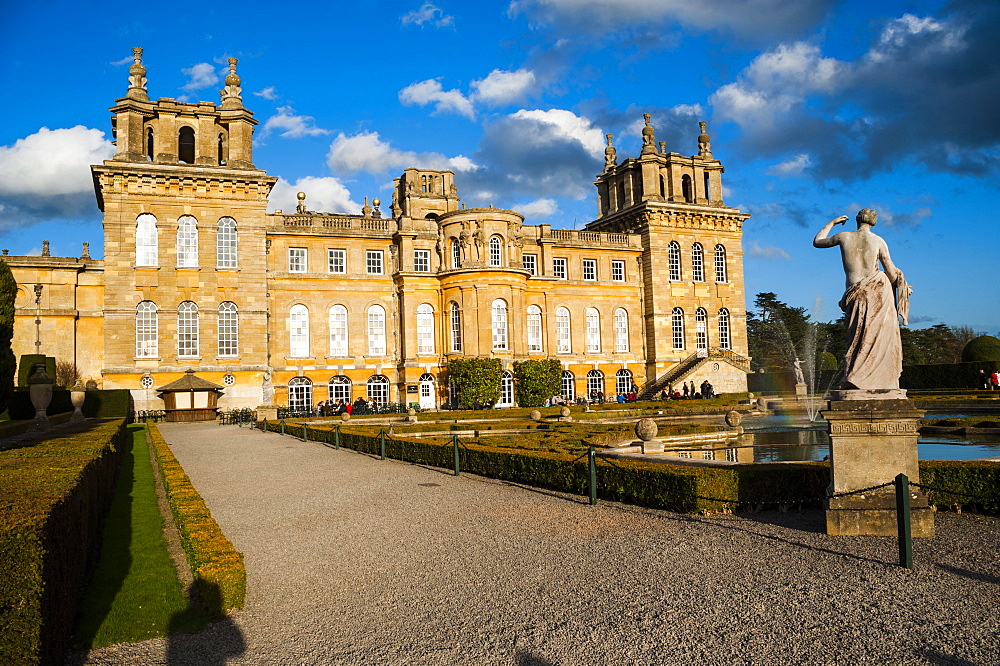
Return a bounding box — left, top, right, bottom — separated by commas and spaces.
795, 383, 807, 399
822, 400, 933, 537
257, 405, 278, 422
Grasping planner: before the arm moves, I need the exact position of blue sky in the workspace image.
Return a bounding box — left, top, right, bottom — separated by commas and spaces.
1, 0, 997, 333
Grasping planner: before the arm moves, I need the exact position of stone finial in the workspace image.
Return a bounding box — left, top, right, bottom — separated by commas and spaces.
296, 191, 307, 214
634, 418, 658, 441
127, 47, 149, 100
640, 113, 657, 155
42, 240, 50, 257
362, 196, 372, 217
698, 120, 712, 158
604, 134, 616, 171
659, 141, 666, 154
220, 57, 243, 107
372, 198, 382, 218
81, 242, 90, 260
2, 249, 7, 256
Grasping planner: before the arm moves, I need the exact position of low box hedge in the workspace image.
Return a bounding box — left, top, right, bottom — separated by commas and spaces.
146, 424, 245, 617
6, 389, 133, 420
0, 419, 127, 666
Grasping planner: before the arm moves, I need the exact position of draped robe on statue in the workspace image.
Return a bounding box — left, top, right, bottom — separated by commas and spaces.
839, 270, 904, 390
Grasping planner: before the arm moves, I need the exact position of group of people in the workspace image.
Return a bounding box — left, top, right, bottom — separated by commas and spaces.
658, 380, 716, 401
316, 397, 374, 416
978, 370, 1000, 391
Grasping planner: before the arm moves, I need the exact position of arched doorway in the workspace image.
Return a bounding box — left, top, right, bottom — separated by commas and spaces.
418, 373, 436, 410
498, 370, 515, 408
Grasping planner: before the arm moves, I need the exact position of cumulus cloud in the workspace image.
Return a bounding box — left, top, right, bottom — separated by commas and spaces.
259, 106, 330, 139
180, 62, 219, 91
399, 79, 475, 118
471, 69, 537, 106
766, 153, 811, 176
748, 241, 792, 261
326, 131, 476, 174
515, 198, 558, 218
401, 3, 454, 27
253, 86, 280, 100
268, 176, 361, 216
0, 126, 115, 228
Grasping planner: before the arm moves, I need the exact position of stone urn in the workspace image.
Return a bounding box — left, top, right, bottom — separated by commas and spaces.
69, 382, 87, 422
634, 418, 658, 441
28, 365, 54, 430
530, 409, 542, 421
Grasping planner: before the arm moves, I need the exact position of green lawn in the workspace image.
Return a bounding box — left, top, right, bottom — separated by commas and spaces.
72, 425, 206, 649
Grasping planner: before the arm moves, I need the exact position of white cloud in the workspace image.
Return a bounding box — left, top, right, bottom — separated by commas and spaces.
515, 198, 558, 218
180, 62, 219, 91
0, 126, 115, 226
253, 86, 280, 100
767, 153, 811, 176
260, 106, 330, 139
748, 240, 792, 261
268, 177, 361, 216
401, 3, 455, 27
398, 79, 475, 119
471, 69, 537, 106
509, 109, 605, 159
326, 131, 477, 174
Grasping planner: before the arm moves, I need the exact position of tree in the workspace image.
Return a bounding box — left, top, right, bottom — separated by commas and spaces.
446, 357, 502, 409
0, 260, 15, 415
746, 292, 812, 372
902, 324, 981, 365
513, 359, 561, 407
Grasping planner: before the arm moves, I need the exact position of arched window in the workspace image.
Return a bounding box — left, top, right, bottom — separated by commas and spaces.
586, 370, 605, 399
491, 299, 508, 350
449, 302, 462, 352
526, 305, 542, 352
288, 377, 313, 411
329, 305, 348, 356
146, 127, 154, 161
668, 241, 681, 281
695, 307, 708, 353
681, 174, 693, 203
217, 133, 226, 165
691, 243, 705, 282
178, 126, 195, 164
367, 304, 386, 356
614, 308, 629, 352
136, 213, 158, 266
718, 309, 731, 350
328, 375, 352, 403
136, 301, 158, 358
417, 303, 435, 354
218, 302, 238, 357
585, 307, 601, 352
452, 240, 462, 269
176, 215, 198, 267
556, 307, 571, 353
671, 307, 685, 350
216, 217, 237, 268
714, 244, 728, 283
499, 370, 515, 407
489, 236, 503, 267
177, 301, 199, 357
367, 374, 390, 405
289, 304, 309, 357
561, 371, 575, 402
616, 369, 633, 396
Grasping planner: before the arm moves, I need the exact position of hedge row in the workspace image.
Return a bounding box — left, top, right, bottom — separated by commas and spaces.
0, 412, 74, 440
270, 422, 1000, 515
901, 361, 1000, 390
0, 419, 127, 666
6, 389, 133, 421
145, 423, 245, 617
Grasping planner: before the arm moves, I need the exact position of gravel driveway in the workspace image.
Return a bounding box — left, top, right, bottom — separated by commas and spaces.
74, 422, 1000, 665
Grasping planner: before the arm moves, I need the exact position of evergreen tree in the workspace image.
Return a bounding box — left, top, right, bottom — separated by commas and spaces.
513, 359, 561, 407
0, 260, 16, 415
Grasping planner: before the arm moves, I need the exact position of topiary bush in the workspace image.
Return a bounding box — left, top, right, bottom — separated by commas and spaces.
817, 351, 838, 371
961, 335, 1000, 363
447, 357, 502, 408
0, 259, 15, 416
513, 358, 562, 407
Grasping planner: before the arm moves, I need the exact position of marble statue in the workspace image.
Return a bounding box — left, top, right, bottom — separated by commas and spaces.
262, 371, 274, 404
793, 359, 805, 385
813, 209, 911, 393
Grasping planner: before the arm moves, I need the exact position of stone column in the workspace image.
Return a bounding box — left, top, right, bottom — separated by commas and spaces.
821, 399, 933, 537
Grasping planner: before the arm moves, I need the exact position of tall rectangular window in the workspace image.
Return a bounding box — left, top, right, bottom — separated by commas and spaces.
136, 214, 158, 267
556, 308, 571, 353
136, 301, 158, 358
527, 305, 542, 352
522, 253, 537, 275
328, 249, 345, 274
450, 303, 462, 352
177, 216, 199, 268
585, 308, 600, 352
366, 250, 383, 275
367, 305, 386, 355
216, 218, 237, 269
289, 248, 307, 273
177, 302, 199, 357
583, 259, 596, 281
414, 249, 430, 272
289, 305, 309, 357
217, 302, 238, 357
329, 305, 348, 356
553, 257, 567, 279
417, 304, 434, 354
611, 260, 625, 282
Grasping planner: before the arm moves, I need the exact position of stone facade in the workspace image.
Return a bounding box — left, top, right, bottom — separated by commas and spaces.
5, 49, 752, 411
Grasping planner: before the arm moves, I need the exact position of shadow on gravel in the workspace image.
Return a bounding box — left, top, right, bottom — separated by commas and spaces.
166, 582, 245, 665
914, 648, 978, 665
935, 563, 1000, 585
515, 650, 558, 665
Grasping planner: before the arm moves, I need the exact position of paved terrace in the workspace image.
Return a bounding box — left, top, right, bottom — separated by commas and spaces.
77, 422, 999, 665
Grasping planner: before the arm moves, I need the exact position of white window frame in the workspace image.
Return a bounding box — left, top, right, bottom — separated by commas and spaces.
328, 375, 352, 403
583, 259, 597, 281
366, 250, 384, 275
450, 302, 463, 352
328, 248, 346, 274
668, 241, 681, 281
217, 301, 238, 357
586, 370, 604, 398
611, 260, 625, 282
489, 236, 503, 267
614, 308, 629, 352
715, 244, 728, 283
692, 243, 705, 282
414, 249, 430, 273
556, 307, 571, 353
136, 301, 158, 358
585, 307, 601, 352
216, 217, 237, 269
527, 305, 542, 352
417, 303, 435, 354
290, 304, 310, 357
719, 308, 731, 350
491, 299, 508, 351
288, 377, 313, 411
499, 371, 515, 407
176, 216, 199, 268
367, 304, 386, 356
452, 240, 462, 269
696, 308, 708, 352
672, 307, 685, 350
136, 214, 158, 267
177, 301, 199, 357
616, 369, 633, 396
289, 248, 307, 273
329, 305, 348, 356
553, 257, 567, 279
561, 371, 575, 401
522, 253, 537, 275
367, 375, 390, 405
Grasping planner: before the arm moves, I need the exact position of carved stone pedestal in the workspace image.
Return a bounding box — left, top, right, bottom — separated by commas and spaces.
795, 383, 807, 399
257, 405, 278, 422
822, 400, 934, 537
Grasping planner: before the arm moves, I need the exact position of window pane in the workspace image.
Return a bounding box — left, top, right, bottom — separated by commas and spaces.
290, 305, 309, 357
417, 304, 434, 354
414, 250, 430, 272
177, 216, 198, 268
367, 250, 383, 274
328, 249, 345, 274
586, 308, 600, 352
614, 308, 628, 352
527, 305, 542, 352
554, 257, 566, 279
556, 308, 571, 353
612, 260, 624, 282
217, 218, 237, 268
583, 259, 596, 281
329, 305, 348, 356
136, 214, 158, 267
289, 248, 307, 272
218, 302, 238, 357
136, 301, 158, 357
368, 305, 386, 355
492, 299, 507, 350
177, 302, 198, 357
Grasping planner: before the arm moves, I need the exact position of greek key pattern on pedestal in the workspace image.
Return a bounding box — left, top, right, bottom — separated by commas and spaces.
829, 421, 918, 435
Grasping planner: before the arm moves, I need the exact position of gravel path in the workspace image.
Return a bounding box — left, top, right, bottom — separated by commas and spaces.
75, 423, 1000, 665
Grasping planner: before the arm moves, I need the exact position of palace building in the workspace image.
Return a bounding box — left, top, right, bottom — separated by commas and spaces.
4, 49, 751, 412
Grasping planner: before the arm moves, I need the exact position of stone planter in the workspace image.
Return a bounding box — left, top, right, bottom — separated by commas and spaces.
70, 385, 87, 422
28, 366, 54, 431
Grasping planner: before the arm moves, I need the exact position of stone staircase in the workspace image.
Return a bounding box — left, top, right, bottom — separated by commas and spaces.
638, 348, 751, 400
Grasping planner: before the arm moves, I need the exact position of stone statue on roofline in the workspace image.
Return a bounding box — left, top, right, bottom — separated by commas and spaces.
813, 208, 912, 398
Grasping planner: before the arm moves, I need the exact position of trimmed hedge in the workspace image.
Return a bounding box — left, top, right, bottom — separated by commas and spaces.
901, 361, 1000, 389
6, 388, 133, 420
0, 419, 127, 666
919, 461, 1000, 513
146, 424, 245, 617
